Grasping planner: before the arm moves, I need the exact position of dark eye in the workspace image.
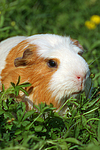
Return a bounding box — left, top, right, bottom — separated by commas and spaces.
47, 59, 57, 68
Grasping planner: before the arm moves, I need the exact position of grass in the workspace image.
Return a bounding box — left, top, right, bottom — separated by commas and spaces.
0, 0, 100, 149
0, 79, 100, 150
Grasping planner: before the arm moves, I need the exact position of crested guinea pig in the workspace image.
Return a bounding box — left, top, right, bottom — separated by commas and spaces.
0, 34, 91, 114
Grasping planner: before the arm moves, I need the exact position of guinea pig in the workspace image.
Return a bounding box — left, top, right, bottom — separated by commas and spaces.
0, 34, 91, 114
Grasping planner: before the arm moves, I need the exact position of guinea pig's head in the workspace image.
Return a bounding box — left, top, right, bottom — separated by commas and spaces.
13, 34, 91, 109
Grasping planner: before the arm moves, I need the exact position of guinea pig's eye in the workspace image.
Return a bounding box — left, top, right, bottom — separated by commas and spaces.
47, 59, 57, 68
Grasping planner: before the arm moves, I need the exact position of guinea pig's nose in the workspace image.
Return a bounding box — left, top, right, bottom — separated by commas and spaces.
76, 74, 86, 81
77, 76, 81, 80
77, 76, 83, 86
76, 74, 86, 91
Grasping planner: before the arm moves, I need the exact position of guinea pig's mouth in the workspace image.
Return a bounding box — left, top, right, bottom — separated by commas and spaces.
68, 90, 84, 100
72, 90, 84, 95
61, 90, 83, 104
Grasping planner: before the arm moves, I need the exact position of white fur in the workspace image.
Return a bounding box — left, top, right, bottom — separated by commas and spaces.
27, 34, 83, 57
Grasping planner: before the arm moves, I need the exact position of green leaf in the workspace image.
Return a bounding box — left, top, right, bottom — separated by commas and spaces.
82, 115, 87, 126
35, 117, 44, 122
19, 87, 29, 96
17, 110, 24, 122
10, 82, 15, 88
51, 132, 58, 140
75, 124, 80, 138
16, 76, 21, 86
90, 40, 100, 50
2, 101, 8, 110
34, 125, 43, 132
0, 26, 11, 31
84, 142, 100, 150
0, 15, 4, 27
4, 112, 14, 119
15, 87, 20, 96
98, 120, 100, 143
22, 110, 35, 121
0, 110, 5, 115
22, 121, 30, 127
15, 129, 23, 135
65, 138, 82, 145
17, 83, 31, 88
2, 84, 5, 92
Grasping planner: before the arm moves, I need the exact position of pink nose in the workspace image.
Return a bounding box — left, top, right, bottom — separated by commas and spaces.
77, 76, 81, 80
76, 75, 86, 91
76, 74, 86, 81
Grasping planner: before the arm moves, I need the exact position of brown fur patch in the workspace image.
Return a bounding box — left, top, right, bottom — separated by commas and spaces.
1, 40, 60, 110
14, 48, 33, 67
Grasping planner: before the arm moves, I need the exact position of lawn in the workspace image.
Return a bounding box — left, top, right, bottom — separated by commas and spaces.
0, 0, 100, 149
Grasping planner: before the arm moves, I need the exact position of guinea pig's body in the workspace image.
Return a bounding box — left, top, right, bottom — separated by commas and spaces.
0, 34, 91, 113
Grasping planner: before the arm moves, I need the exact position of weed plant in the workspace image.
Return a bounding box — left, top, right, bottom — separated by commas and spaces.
0, 77, 100, 150
0, 0, 100, 149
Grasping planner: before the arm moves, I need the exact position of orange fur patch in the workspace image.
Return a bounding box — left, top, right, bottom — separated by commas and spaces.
1, 40, 60, 110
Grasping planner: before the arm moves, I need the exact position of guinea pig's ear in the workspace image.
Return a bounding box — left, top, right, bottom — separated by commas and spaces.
71, 38, 84, 55
14, 48, 33, 67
